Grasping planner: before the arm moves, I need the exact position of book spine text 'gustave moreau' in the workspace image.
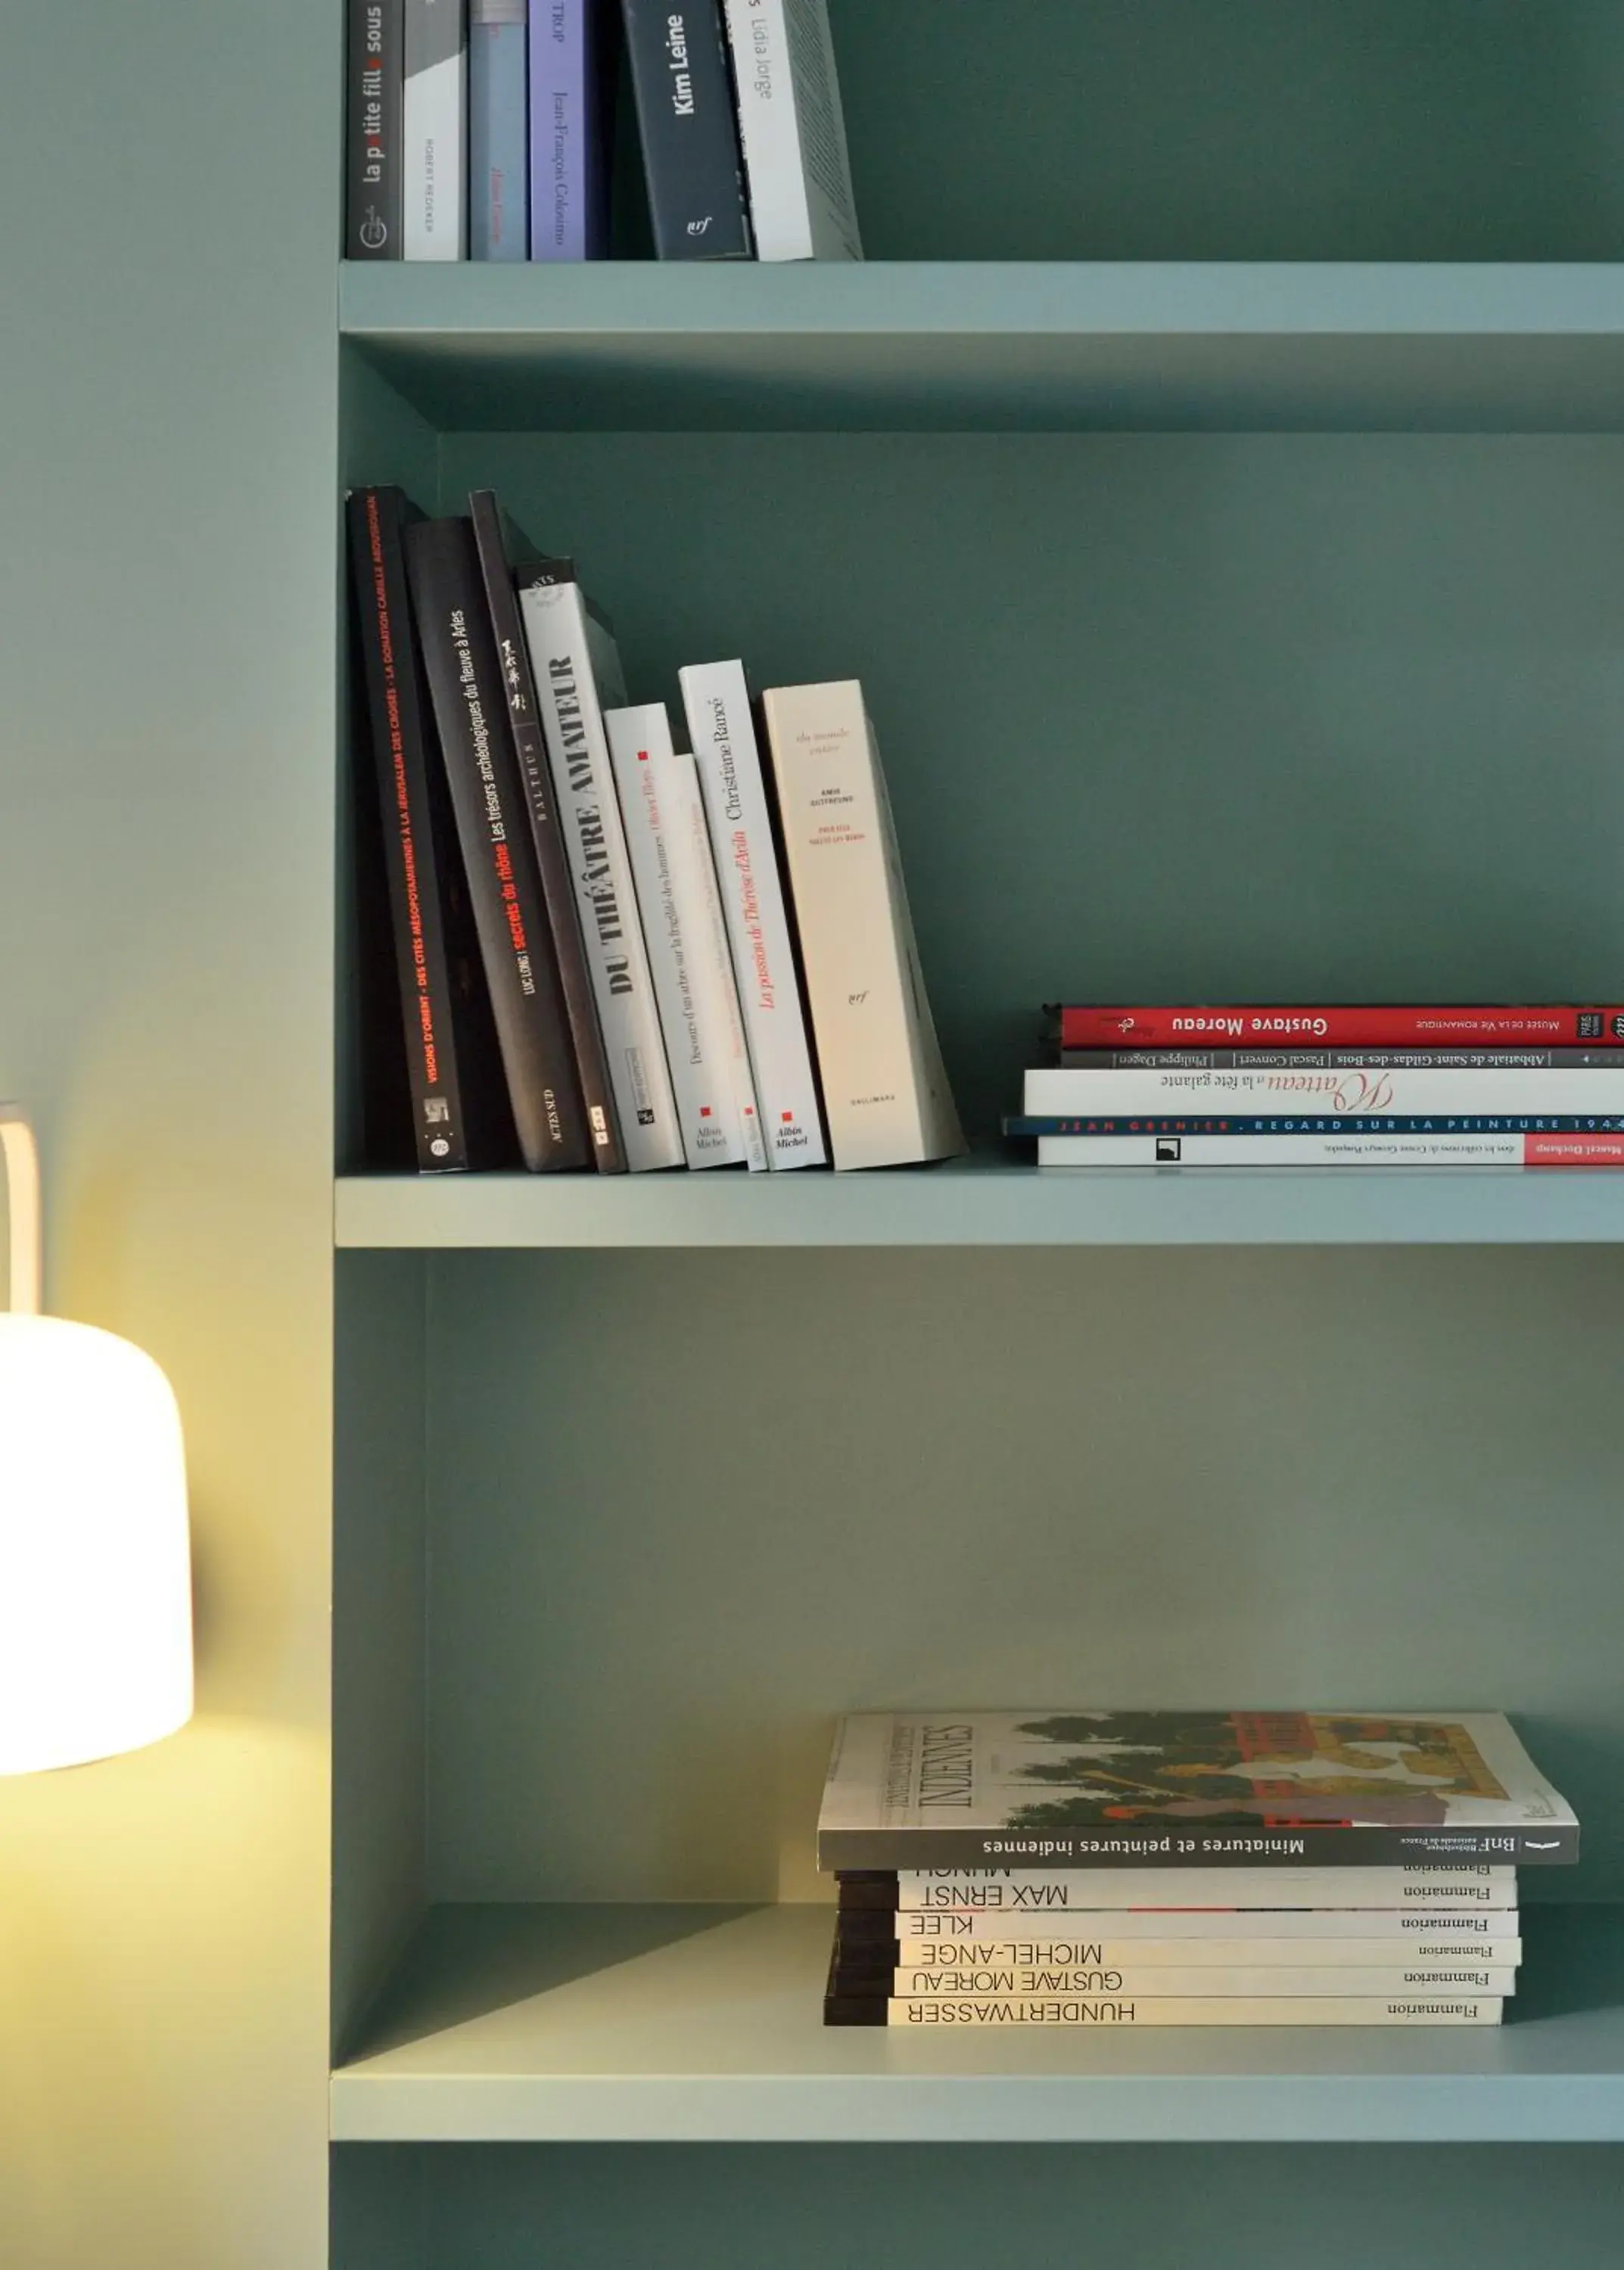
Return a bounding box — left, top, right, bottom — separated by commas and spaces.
1035, 1131, 1624, 1168
723, 0, 861, 260
403, 517, 590, 1171
1052, 1005, 1624, 1051
347, 0, 404, 255
826, 1995, 1503, 2028
621, 0, 752, 257
1025, 1067, 1624, 1119
764, 679, 964, 1170
606, 702, 767, 1168
518, 571, 685, 1170
405, 0, 468, 257
470, 0, 529, 258
681, 659, 826, 1166
468, 493, 626, 1171
846, 1963, 1518, 1998
531, 0, 611, 258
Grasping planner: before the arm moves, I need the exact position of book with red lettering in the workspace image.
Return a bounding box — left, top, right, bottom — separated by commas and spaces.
817, 1711, 1578, 1870
1048, 1006, 1624, 1051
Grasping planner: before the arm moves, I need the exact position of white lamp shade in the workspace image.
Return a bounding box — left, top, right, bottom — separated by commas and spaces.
0, 1312, 193, 1772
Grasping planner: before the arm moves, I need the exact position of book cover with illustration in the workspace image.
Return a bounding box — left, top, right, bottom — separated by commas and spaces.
817, 1710, 1578, 1869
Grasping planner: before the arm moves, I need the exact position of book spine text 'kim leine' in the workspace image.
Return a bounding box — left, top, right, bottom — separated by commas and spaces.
621, 0, 751, 258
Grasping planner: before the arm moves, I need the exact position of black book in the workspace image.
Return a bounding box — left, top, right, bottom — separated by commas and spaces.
346, 487, 515, 1172
468, 492, 627, 1175
346, 0, 403, 257
620, 0, 751, 260
403, 516, 593, 1174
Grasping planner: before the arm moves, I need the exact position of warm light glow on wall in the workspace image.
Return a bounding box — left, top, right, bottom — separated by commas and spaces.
0, 1110, 193, 1773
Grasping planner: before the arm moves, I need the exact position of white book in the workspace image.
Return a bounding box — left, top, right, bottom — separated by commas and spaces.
892, 1934, 1523, 1968
762, 680, 964, 1171
891, 1907, 1518, 1942
723, 0, 862, 261
1037, 1133, 1552, 1168
517, 573, 683, 1172
876, 1996, 1502, 2027
404, 0, 468, 258
680, 659, 826, 1168
885, 1962, 1518, 1998
890, 1866, 1518, 1911
605, 703, 768, 1172
1025, 1065, 1624, 1117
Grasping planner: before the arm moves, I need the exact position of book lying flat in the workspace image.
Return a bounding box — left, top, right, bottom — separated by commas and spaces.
835, 1905, 1520, 1945
857, 1935, 1524, 1971
839, 1864, 1517, 1911
826, 1994, 1504, 2028
835, 1963, 1518, 1998
818, 1711, 1579, 1870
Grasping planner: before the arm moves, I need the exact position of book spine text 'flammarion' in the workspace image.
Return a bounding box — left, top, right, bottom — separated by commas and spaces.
826, 1995, 1503, 2028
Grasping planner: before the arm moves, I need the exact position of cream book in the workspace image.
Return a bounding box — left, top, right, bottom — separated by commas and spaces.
605, 702, 767, 1171
882, 1962, 1517, 1998
761, 679, 964, 1171
888, 1935, 1523, 1968
885, 1907, 1518, 1942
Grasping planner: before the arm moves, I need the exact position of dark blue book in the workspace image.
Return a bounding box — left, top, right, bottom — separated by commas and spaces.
530, 0, 612, 260
620, 0, 751, 259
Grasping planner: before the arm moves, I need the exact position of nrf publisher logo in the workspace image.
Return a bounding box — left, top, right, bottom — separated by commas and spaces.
1155, 1137, 1181, 1162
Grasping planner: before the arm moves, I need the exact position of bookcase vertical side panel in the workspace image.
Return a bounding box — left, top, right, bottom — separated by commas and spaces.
0, 0, 338, 2263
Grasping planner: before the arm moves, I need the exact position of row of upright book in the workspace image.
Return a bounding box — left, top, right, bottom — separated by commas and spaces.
817, 1709, 1577, 2027
346, 0, 860, 263
347, 487, 964, 1175
1010, 1002, 1624, 1168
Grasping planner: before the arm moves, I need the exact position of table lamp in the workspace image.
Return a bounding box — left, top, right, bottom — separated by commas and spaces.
0, 1107, 192, 1772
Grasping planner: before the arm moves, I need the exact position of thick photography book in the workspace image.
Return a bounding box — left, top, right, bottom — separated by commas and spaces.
723, 0, 861, 261
470, 0, 528, 258
530, 0, 612, 259
1049, 1005, 1624, 1051
621, 0, 751, 258
468, 493, 626, 1171
403, 515, 591, 1171
817, 1711, 1579, 1870
347, 0, 403, 257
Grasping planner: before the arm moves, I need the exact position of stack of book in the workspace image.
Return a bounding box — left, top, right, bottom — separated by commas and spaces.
345, 0, 860, 265
818, 1709, 1578, 2027
1010, 1003, 1624, 1169
347, 485, 963, 1177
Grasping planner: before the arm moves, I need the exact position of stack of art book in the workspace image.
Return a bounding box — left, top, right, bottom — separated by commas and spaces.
818, 1709, 1578, 2027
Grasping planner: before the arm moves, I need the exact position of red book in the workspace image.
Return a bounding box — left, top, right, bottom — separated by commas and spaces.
1050, 1004, 1624, 1051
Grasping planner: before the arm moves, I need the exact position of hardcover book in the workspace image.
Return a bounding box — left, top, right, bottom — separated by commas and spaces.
1049, 1005, 1624, 1052
762, 679, 964, 1171
835, 1907, 1521, 1947
840, 1864, 1518, 1911
470, 0, 529, 258
723, 0, 861, 260
826, 1993, 1503, 2028
842, 1961, 1517, 1999
347, 0, 403, 257
680, 659, 826, 1168
817, 1711, 1579, 1870
468, 494, 627, 1171
621, 0, 752, 258
605, 701, 767, 1169
851, 1933, 1523, 1968
1033, 1131, 1624, 1168
530, 0, 612, 259
404, 0, 468, 257
516, 564, 685, 1171
1025, 1066, 1624, 1119
403, 515, 592, 1172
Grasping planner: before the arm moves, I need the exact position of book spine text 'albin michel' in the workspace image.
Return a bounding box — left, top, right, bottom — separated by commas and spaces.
621, 0, 752, 257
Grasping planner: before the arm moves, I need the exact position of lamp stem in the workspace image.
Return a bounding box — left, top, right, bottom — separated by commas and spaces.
0, 1109, 42, 1316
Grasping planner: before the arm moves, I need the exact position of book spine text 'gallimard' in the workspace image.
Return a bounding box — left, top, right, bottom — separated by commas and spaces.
621, 0, 751, 257
347, 0, 404, 255
405, 0, 468, 257
403, 517, 590, 1171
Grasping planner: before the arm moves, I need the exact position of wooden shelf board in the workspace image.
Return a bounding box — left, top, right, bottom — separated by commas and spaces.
338, 261, 1624, 431
330, 1902, 1624, 2144
334, 1153, 1624, 1250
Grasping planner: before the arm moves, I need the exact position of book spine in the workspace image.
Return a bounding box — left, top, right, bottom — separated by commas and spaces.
468, 493, 626, 1172
470, 0, 530, 259
1035, 1131, 1624, 1168
347, 0, 405, 255
829, 1995, 1504, 2027
1025, 1067, 1624, 1118
724, 0, 860, 260
621, 0, 752, 258
840, 1908, 1521, 1947
681, 660, 826, 1167
855, 1963, 1519, 1998
1008, 1115, 1624, 1139
873, 1936, 1525, 1969
518, 574, 686, 1171
530, 0, 610, 259
403, 518, 590, 1171
1056, 1049, 1624, 1071
1054, 1005, 1624, 1050
606, 703, 766, 1168
404, 0, 468, 257
764, 679, 964, 1169
877, 1865, 1517, 1910
345, 490, 472, 1170
820, 1824, 1576, 1868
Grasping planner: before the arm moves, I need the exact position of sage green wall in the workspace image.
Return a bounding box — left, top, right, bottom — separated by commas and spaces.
0, 0, 337, 2263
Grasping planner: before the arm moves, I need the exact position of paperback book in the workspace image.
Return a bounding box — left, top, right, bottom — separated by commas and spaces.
817, 1711, 1579, 1870
347, 0, 403, 256
621, 0, 752, 258
723, 0, 862, 260
530, 0, 611, 259
404, 0, 468, 257
469, 0, 528, 258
